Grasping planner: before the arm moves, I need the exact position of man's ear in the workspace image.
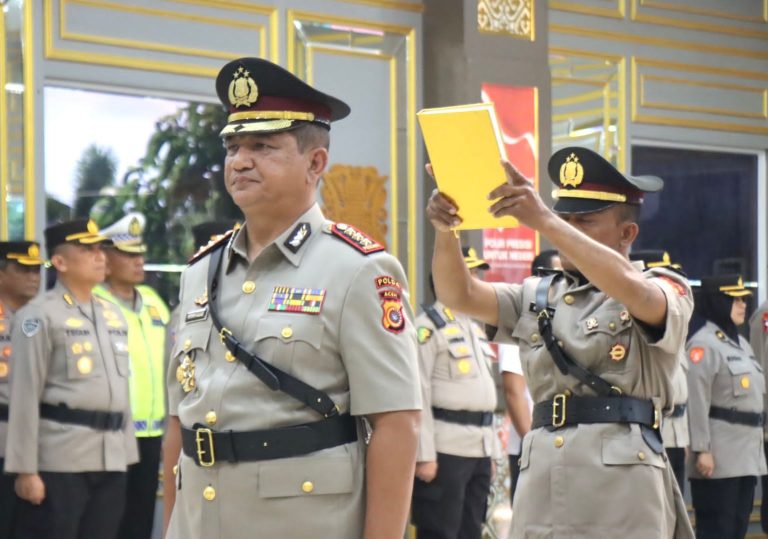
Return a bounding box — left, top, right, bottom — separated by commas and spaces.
50, 251, 67, 273
306, 147, 328, 184
620, 221, 639, 247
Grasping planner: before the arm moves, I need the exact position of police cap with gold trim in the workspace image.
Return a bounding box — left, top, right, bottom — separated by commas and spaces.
216, 57, 350, 137
0, 241, 44, 266
548, 147, 663, 214
44, 218, 107, 253
101, 212, 147, 254
701, 274, 752, 298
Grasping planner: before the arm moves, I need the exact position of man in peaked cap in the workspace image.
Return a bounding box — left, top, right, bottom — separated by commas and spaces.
629, 250, 690, 495
0, 241, 43, 539
5, 219, 138, 539
411, 247, 498, 539
94, 213, 170, 539
426, 147, 695, 538
163, 58, 420, 539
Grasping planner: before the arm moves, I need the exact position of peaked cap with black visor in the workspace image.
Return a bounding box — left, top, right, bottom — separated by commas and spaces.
216, 57, 351, 137
548, 147, 663, 214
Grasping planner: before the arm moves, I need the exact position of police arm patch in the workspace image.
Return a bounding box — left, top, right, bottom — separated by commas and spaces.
417, 326, 432, 344
763, 312, 768, 334
656, 276, 687, 297
380, 290, 405, 333
21, 318, 42, 337
330, 223, 385, 255
689, 346, 705, 364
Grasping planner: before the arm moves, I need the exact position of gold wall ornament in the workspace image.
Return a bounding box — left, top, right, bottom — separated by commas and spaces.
321, 164, 389, 248
477, 0, 534, 40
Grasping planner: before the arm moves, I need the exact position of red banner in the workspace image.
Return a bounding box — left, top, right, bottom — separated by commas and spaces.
480, 84, 539, 285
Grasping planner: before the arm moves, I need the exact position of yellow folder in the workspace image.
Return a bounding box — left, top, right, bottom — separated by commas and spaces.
417, 102, 518, 230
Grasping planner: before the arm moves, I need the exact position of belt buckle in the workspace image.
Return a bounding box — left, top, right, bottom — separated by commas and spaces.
195, 428, 216, 467
219, 327, 232, 346
552, 393, 567, 428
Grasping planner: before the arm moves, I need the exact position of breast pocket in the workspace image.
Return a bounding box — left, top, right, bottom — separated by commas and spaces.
171, 322, 213, 394
111, 340, 130, 377
726, 359, 757, 398
511, 315, 543, 352
65, 335, 103, 380
446, 341, 479, 379
254, 316, 324, 374
257, 454, 354, 498
580, 309, 632, 373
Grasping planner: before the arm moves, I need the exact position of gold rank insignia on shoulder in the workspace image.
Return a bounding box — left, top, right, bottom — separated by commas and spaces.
715, 330, 726, 341
63, 293, 74, 306
560, 153, 584, 187
268, 286, 326, 315
228, 65, 259, 108
329, 223, 385, 255
417, 327, 432, 344
188, 228, 236, 266
443, 307, 455, 322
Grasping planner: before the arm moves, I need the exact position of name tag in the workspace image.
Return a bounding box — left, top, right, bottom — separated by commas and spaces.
185, 307, 209, 323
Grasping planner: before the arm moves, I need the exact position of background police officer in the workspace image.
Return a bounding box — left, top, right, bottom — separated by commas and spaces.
687, 275, 765, 539
426, 147, 694, 538
163, 58, 421, 539
5, 219, 138, 539
411, 247, 497, 539
0, 242, 43, 539
95, 213, 170, 539
748, 295, 768, 533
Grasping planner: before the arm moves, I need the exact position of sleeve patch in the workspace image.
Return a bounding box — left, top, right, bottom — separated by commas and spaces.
375, 275, 402, 291
379, 290, 405, 334
657, 276, 687, 297
689, 346, 705, 364
330, 223, 385, 255
417, 326, 432, 344
21, 318, 42, 337
763, 312, 768, 334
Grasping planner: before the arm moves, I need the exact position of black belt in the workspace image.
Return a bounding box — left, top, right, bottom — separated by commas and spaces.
532, 394, 659, 430
709, 406, 764, 427
0, 403, 7, 421
670, 404, 686, 418
40, 403, 124, 431
432, 407, 494, 427
181, 414, 358, 467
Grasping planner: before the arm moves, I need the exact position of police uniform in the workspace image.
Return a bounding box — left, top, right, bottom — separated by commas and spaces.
630, 250, 690, 494
0, 242, 43, 539
686, 275, 765, 539
165, 58, 421, 539
94, 213, 170, 539
4, 220, 138, 539
491, 148, 694, 538
748, 298, 768, 532
412, 249, 497, 539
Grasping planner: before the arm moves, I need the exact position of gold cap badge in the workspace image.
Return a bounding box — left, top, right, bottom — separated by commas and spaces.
228, 66, 259, 108
559, 153, 584, 188
128, 217, 141, 236
87, 219, 99, 234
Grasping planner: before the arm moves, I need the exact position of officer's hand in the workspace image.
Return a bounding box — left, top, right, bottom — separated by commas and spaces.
15, 473, 45, 505
487, 161, 552, 231
415, 461, 438, 483
696, 452, 715, 478
425, 164, 462, 232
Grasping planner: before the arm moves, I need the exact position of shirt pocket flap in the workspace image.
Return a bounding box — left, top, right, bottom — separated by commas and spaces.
447, 341, 471, 359
726, 360, 752, 376
171, 324, 211, 358
254, 317, 324, 350
511, 316, 541, 347
583, 310, 632, 336
601, 428, 665, 469
258, 455, 354, 498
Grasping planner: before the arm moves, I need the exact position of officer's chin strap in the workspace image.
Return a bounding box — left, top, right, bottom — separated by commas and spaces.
205, 244, 339, 419
534, 273, 664, 454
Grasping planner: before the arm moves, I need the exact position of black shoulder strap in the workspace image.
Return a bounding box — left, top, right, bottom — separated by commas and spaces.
422, 304, 446, 328
206, 245, 339, 418
534, 274, 619, 397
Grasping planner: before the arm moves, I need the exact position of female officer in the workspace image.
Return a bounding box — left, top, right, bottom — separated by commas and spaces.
687, 274, 766, 539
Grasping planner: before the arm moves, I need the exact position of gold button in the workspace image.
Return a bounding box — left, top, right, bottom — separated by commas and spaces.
205, 411, 217, 425
638, 451, 646, 461
83, 341, 93, 352
183, 339, 191, 351
77, 356, 93, 375
554, 435, 564, 448
172, 464, 178, 476
531, 333, 539, 342
242, 281, 256, 294
203, 486, 216, 501
457, 359, 471, 374
301, 481, 314, 493
281, 327, 293, 339
563, 295, 574, 305
225, 351, 235, 362
608, 322, 616, 330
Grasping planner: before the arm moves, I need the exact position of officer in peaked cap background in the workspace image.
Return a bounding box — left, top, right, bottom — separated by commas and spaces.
686, 275, 765, 539
163, 58, 421, 539
426, 146, 695, 538
0, 242, 43, 539
5, 219, 138, 539
411, 247, 498, 539
630, 249, 690, 495
94, 213, 170, 539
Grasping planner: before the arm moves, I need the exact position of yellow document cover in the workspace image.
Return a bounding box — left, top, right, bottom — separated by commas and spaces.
417, 102, 518, 230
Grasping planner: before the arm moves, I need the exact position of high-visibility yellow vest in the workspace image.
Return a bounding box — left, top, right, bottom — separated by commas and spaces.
94, 284, 170, 437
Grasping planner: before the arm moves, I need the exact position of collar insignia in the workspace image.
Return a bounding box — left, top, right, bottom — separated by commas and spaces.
284, 222, 311, 254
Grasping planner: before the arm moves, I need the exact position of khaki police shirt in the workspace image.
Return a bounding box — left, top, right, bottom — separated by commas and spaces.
0, 299, 13, 458
661, 357, 689, 449
686, 321, 766, 479
166, 204, 421, 539
415, 302, 498, 461
749, 300, 768, 439
492, 264, 694, 539
4, 282, 138, 473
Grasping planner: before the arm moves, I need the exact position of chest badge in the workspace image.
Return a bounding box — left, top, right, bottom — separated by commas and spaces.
609, 343, 626, 362
194, 288, 209, 307
0, 360, 8, 379
417, 327, 432, 344
619, 311, 630, 324
176, 355, 196, 393
457, 358, 472, 374
268, 286, 326, 314
741, 375, 750, 389
586, 318, 599, 330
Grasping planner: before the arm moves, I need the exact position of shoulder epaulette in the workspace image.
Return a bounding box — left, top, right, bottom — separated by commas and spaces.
327, 223, 385, 255
188, 228, 236, 266
421, 304, 446, 329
